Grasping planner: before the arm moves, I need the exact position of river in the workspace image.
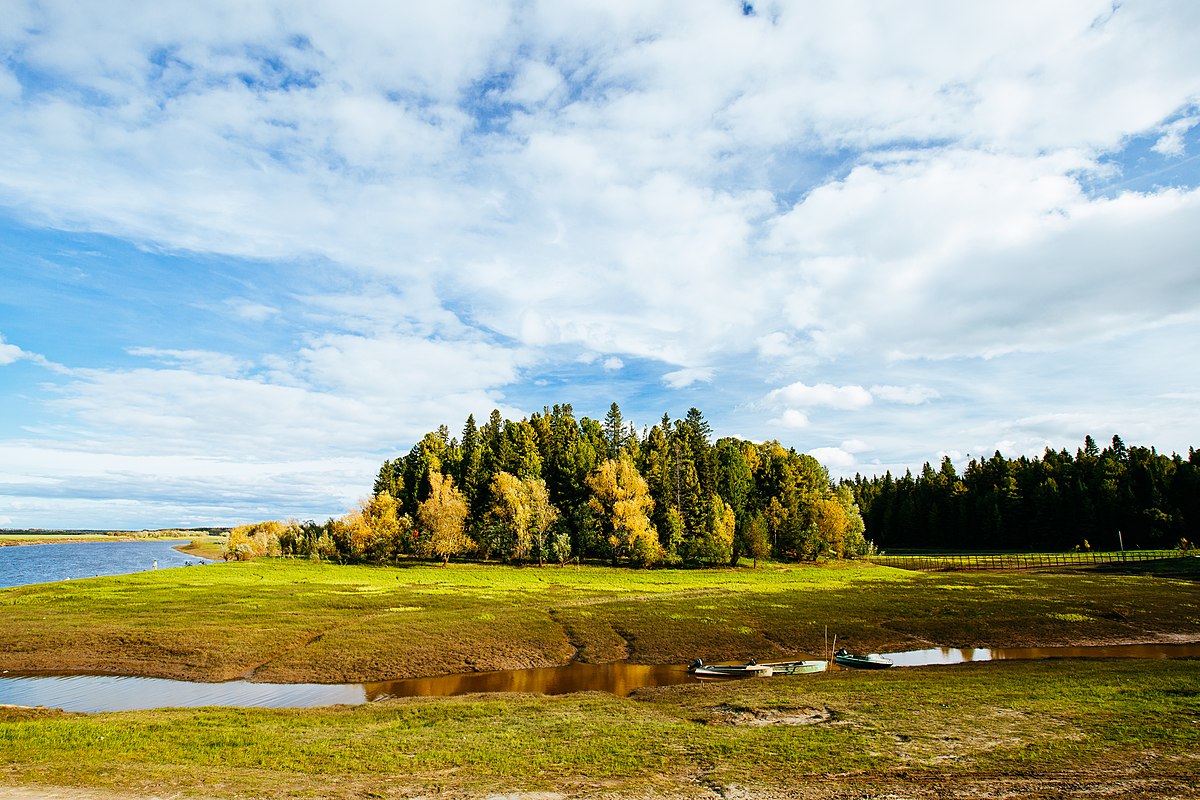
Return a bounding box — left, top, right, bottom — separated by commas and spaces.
0, 539, 211, 589
3, 643, 1198, 713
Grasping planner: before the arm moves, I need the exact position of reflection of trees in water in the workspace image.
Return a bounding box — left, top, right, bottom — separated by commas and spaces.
363, 661, 692, 701
365, 642, 1200, 700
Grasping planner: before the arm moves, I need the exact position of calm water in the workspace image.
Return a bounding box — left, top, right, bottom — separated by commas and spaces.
2, 643, 1197, 713
0, 674, 365, 713
0, 539, 210, 589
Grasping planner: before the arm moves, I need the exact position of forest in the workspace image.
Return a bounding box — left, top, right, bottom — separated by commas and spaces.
231, 404, 868, 567
225, 407, 1197, 566
848, 435, 1200, 552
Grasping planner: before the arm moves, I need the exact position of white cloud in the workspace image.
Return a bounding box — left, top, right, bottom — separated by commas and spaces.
126, 347, 251, 376
766, 150, 1200, 360
808, 446, 857, 471
1152, 116, 1199, 157
506, 60, 564, 108
225, 298, 280, 322
663, 367, 715, 389
769, 409, 810, 430
0, 443, 375, 526
755, 331, 803, 361
764, 381, 873, 410
2, 3, 1196, 378
0, 336, 25, 366
0, 67, 19, 101
870, 385, 940, 405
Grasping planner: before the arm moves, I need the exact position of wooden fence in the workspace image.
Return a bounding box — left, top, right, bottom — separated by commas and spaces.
865, 550, 1189, 572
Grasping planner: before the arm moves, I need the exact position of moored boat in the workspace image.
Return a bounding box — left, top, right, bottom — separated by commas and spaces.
687, 658, 773, 679
832, 648, 893, 669
762, 659, 828, 675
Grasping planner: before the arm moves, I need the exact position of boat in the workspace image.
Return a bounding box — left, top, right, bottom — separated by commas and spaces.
762, 659, 828, 675
687, 658, 773, 679
832, 648, 893, 669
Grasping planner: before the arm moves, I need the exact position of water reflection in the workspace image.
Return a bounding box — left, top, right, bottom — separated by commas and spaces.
2, 642, 1197, 713
0, 674, 365, 713
884, 642, 1200, 666
364, 661, 692, 700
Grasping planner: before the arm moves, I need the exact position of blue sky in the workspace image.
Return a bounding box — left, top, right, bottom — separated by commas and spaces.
1, 0, 1199, 529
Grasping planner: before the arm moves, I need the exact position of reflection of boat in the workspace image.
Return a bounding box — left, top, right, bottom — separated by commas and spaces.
762, 659, 828, 675
687, 659, 773, 679
833, 648, 893, 669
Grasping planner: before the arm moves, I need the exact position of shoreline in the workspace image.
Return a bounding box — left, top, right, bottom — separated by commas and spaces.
2, 558, 1197, 685
3, 636, 1197, 690
3, 659, 1199, 800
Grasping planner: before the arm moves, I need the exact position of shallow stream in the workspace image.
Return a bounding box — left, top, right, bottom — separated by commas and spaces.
3, 642, 1197, 713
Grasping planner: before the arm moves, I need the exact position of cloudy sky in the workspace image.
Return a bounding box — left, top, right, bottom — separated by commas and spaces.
1, 0, 1198, 529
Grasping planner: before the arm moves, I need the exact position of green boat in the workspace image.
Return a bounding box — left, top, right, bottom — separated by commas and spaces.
833, 648, 893, 669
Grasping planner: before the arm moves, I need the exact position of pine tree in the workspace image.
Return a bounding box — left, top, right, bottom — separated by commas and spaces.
603, 402, 627, 459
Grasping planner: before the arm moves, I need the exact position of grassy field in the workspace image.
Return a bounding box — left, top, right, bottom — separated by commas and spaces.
1, 558, 1198, 682
1, 557, 1198, 798
1, 659, 1197, 798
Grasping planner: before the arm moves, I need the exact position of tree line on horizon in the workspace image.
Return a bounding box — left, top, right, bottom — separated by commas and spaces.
229, 404, 869, 567
846, 435, 1200, 552
224, 412, 1197, 565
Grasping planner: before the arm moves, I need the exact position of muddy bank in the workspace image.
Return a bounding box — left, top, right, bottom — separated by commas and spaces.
2, 560, 1198, 684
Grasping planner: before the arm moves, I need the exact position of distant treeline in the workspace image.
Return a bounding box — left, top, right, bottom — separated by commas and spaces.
847, 435, 1200, 552
241, 404, 868, 567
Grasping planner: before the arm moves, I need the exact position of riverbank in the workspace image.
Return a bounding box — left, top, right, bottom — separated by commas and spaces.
0, 529, 227, 547
0, 558, 1197, 683
171, 537, 226, 560
1, 658, 1197, 799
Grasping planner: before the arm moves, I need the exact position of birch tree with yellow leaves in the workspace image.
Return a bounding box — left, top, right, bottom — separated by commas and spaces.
587, 453, 660, 567
417, 470, 471, 565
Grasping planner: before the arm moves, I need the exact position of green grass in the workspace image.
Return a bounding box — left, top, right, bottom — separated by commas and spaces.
1, 659, 1196, 798
2, 559, 1198, 682
2, 559, 1199, 797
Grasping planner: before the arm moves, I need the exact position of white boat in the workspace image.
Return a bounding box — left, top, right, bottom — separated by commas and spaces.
762, 659, 828, 675
687, 658, 773, 679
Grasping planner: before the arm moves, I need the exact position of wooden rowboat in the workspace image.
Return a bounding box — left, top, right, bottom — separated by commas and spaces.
687, 659, 773, 679
833, 648, 893, 669
762, 659, 828, 675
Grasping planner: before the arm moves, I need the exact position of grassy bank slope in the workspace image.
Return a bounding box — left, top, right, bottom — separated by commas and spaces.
1, 559, 1197, 682
1, 659, 1197, 799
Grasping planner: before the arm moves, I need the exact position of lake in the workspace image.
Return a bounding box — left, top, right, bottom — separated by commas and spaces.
0, 539, 211, 589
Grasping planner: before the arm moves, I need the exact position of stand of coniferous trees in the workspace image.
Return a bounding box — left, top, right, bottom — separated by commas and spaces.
227, 415, 1195, 566
847, 435, 1200, 552
263, 404, 868, 567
